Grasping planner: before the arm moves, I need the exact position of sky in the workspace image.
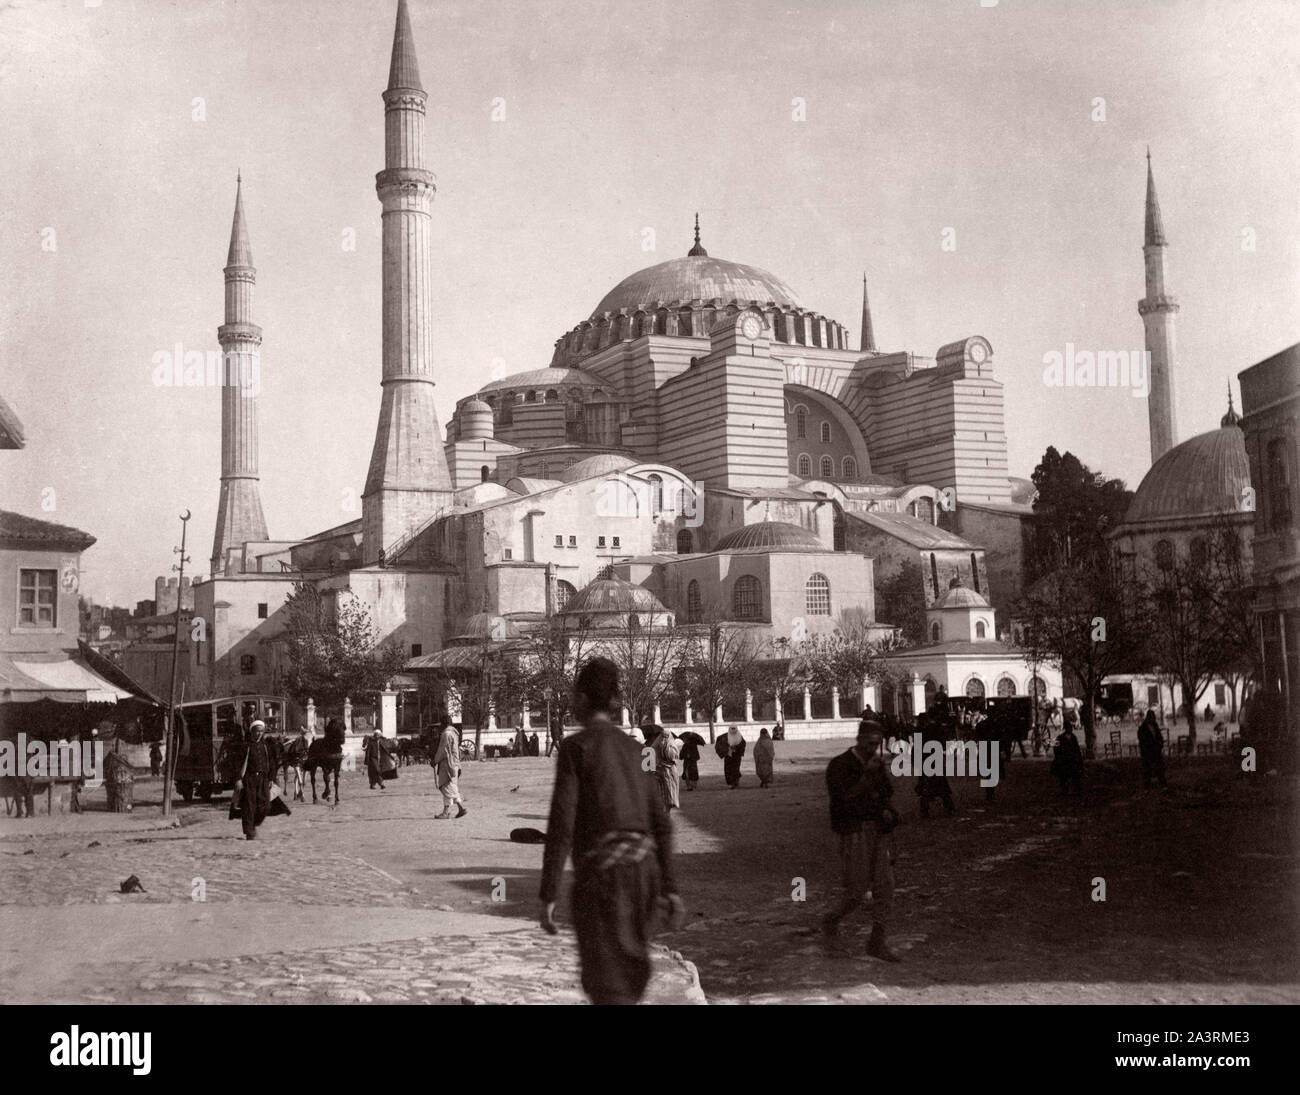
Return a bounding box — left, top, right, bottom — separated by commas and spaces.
1, 0, 1297, 606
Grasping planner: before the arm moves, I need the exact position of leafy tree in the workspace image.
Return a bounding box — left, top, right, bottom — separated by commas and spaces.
282, 583, 406, 710
802, 608, 907, 712
1030, 446, 1132, 574
875, 559, 928, 646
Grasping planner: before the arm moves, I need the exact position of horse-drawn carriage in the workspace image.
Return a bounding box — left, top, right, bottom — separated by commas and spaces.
172, 695, 288, 802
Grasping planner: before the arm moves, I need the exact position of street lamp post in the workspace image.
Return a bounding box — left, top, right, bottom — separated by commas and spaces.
161, 510, 191, 817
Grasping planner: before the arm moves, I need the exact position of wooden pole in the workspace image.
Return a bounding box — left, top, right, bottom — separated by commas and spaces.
161, 510, 191, 817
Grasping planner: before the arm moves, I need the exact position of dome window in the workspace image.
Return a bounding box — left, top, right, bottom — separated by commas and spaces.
1155, 539, 1174, 571
975, 620, 987, 639
930, 622, 941, 642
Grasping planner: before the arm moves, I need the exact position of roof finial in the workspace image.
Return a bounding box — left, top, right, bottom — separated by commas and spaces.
227, 175, 252, 267
1221, 380, 1242, 428
859, 271, 876, 353
687, 212, 708, 257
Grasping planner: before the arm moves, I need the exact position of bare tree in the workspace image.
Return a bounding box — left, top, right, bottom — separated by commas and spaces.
602, 609, 682, 726
680, 612, 764, 743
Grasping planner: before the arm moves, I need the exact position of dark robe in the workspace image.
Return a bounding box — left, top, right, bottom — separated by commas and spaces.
723, 734, 746, 787
540, 713, 677, 1005
231, 739, 272, 839
1137, 718, 1166, 787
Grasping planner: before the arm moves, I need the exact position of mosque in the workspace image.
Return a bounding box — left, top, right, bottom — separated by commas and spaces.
189, 0, 1300, 733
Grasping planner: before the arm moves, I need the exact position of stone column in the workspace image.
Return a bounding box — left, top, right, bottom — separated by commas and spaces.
487, 701, 498, 732
306, 697, 316, 732
343, 696, 353, 733
522, 702, 531, 731
652, 703, 662, 726
744, 689, 754, 724
714, 704, 723, 726
621, 706, 630, 728
831, 686, 840, 720
684, 700, 693, 725
379, 690, 398, 738
910, 674, 927, 717
802, 687, 812, 721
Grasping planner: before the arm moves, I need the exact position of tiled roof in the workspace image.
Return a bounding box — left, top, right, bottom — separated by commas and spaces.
847, 510, 974, 550
0, 510, 95, 550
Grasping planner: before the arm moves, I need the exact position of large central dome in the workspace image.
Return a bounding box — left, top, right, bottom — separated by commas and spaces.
591, 254, 804, 318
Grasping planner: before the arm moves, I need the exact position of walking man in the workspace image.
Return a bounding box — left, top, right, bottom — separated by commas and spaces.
433, 713, 468, 819
1137, 710, 1167, 789
539, 657, 684, 1004
823, 718, 900, 961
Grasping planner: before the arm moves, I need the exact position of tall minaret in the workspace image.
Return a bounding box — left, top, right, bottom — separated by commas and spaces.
859, 273, 876, 353
211, 175, 269, 577
362, 0, 453, 563
1138, 150, 1179, 463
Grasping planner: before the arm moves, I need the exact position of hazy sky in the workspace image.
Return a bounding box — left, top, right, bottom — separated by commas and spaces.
2, 0, 1297, 606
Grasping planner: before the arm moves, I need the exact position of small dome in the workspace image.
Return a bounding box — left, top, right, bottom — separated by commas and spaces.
560, 577, 668, 617
476, 366, 608, 397
464, 398, 492, 414
453, 613, 522, 643
1122, 426, 1250, 526
560, 453, 638, 481
933, 582, 990, 610
714, 521, 824, 552
460, 398, 494, 440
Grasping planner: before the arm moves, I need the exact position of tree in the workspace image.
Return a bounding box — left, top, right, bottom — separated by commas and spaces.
523, 614, 596, 731
680, 616, 764, 743
750, 635, 813, 727
1140, 553, 1218, 745
603, 610, 682, 726
876, 559, 928, 646
1202, 518, 1262, 720
1030, 446, 1132, 575
282, 583, 406, 709
1015, 557, 1146, 758
802, 609, 906, 713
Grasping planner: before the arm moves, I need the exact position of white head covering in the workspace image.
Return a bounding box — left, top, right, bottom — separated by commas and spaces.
726, 725, 742, 746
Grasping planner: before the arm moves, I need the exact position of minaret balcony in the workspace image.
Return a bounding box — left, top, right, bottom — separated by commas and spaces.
1138, 295, 1180, 316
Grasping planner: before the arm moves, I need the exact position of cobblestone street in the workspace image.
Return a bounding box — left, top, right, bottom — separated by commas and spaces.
2, 741, 1296, 1005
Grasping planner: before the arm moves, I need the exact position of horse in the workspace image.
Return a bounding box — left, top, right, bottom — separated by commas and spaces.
279, 735, 311, 802
303, 719, 346, 805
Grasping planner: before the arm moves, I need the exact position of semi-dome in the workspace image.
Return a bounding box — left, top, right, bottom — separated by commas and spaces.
560, 577, 668, 617
560, 452, 638, 481
714, 521, 825, 552
1121, 426, 1250, 527
475, 366, 608, 397
592, 254, 804, 318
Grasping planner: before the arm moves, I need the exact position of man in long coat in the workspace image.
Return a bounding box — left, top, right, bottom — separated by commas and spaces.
433, 713, 467, 819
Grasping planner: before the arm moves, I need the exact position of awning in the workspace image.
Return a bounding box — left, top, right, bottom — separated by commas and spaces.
1, 650, 138, 704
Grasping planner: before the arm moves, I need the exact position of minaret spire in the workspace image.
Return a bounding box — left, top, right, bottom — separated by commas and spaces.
859, 272, 876, 353
363, 0, 454, 564
211, 176, 269, 577
1138, 151, 1180, 463
1221, 381, 1242, 428
687, 212, 708, 257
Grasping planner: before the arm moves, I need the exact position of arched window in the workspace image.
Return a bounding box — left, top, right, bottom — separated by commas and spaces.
1030, 675, 1047, 700
970, 552, 981, 595
1155, 539, 1174, 571
687, 580, 702, 623
678, 308, 694, 336
628, 613, 641, 631
676, 529, 693, 555
240, 654, 257, 676
842, 456, 857, 480
1267, 439, 1294, 530
996, 676, 1016, 697
975, 620, 987, 639
480, 465, 490, 482
797, 454, 812, 478
913, 496, 935, 524
805, 573, 831, 615
648, 474, 663, 514
732, 575, 762, 621
795, 407, 807, 440
654, 309, 669, 335
819, 455, 834, 478
545, 389, 559, 402
964, 676, 986, 699
526, 390, 538, 403
555, 580, 577, 612
924, 677, 938, 707
820, 422, 831, 443
930, 621, 941, 642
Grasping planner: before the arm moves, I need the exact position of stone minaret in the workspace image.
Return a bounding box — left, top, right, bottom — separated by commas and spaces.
211, 175, 269, 577
859, 273, 876, 353
362, 0, 453, 563
1138, 150, 1179, 463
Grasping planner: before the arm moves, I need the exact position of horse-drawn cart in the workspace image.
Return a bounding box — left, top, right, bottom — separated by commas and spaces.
172, 695, 288, 802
